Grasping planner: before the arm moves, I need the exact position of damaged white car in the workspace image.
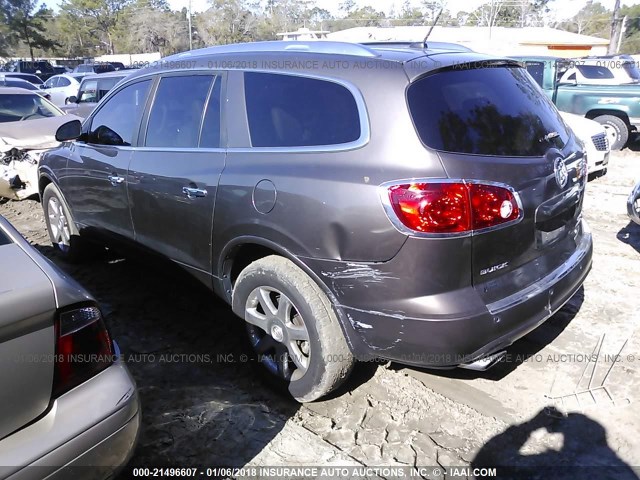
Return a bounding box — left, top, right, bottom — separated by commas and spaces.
0, 87, 81, 200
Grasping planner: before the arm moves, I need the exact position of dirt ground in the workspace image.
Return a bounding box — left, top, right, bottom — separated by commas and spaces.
1, 147, 639, 479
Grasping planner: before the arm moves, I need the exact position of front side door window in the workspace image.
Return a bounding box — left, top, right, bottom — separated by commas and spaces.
88, 80, 151, 146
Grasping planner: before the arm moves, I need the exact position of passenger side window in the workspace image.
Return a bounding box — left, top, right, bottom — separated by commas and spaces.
145, 75, 213, 148
200, 76, 222, 148
88, 80, 151, 146
244, 72, 361, 147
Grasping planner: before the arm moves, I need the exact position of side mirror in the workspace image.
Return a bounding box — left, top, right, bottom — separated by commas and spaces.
93, 125, 125, 146
66, 95, 77, 104
55, 120, 82, 142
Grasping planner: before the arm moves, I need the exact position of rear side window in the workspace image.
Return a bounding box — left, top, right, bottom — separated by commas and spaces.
145, 75, 214, 148
244, 72, 360, 147
524, 62, 544, 87
407, 66, 570, 156
576, 65, 614, 79
58, 77, 71, 87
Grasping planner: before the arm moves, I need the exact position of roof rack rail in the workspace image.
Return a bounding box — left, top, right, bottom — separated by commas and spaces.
361, 40, 473, 52
171, 41, 380, 59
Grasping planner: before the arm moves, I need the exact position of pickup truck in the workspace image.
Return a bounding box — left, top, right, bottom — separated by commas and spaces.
512, 55, 640, 150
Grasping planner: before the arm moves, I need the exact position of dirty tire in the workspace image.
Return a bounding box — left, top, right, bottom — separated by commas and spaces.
594, 115, 629, 150
232, 255, 354, 402
42, 183, 95, 263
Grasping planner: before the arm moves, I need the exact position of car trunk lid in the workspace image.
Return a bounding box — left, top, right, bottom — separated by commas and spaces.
0, 242, 56, 440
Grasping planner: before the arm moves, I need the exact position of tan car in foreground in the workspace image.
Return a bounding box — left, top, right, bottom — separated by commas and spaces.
0, 215, 140, 479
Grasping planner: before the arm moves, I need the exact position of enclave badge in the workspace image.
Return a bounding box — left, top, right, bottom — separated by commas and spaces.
554, 157, 569, 188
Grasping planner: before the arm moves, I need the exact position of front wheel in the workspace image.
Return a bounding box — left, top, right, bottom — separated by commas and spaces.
594, 115, 629, 150
42, 183, 96, 262
232, 255, 354, 402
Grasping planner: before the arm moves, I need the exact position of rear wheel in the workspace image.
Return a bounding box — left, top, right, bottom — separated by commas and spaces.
594, 115, 629, 150
232, 255, 354, 402
42, 183, 96, 262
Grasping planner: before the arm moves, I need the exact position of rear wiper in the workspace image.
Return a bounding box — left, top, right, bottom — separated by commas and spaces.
540, 131, 559, 143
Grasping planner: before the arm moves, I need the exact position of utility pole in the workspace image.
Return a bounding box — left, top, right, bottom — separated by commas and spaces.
617, 15, 628, 53
188, 0, 193, 51
608, 0, 622, 55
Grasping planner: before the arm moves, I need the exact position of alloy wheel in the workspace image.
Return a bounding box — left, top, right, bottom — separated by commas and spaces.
47, 196, 71, 252
245, 286, 311, 381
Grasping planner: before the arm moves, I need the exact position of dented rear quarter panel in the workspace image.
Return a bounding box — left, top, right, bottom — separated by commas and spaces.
212, 65, 447, 266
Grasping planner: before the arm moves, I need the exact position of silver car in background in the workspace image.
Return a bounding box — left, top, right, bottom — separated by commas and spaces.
60, 71, 132, 119
0, 215, 139, 479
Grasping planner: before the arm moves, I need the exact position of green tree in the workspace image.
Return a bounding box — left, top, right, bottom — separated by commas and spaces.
59, 0, 133, 54
2, 0, 57, 60
557, 1, 610, 37
195, 0, 260, 46
0, 0, 12, 57
619, 4, 640, 53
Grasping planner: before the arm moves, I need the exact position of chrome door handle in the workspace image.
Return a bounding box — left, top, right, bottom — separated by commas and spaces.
108, 175, 124, 186
183, 187, 208, 199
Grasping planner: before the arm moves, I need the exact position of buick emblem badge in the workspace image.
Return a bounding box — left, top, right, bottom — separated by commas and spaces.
554, 157, 569, 188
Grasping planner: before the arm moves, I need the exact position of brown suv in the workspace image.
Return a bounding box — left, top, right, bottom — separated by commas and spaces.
39, 41, 592, 401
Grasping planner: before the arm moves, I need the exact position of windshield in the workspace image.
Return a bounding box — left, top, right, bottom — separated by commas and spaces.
0, 93, 62, 123
407, 65, 570, 156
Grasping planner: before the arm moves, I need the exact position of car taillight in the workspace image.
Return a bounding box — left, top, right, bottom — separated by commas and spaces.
384, 181, 520, 235
53, 305, 114, 397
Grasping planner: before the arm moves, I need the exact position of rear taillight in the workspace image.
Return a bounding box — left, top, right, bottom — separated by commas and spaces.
53, 305, 114, 397
384, 181, 521, 235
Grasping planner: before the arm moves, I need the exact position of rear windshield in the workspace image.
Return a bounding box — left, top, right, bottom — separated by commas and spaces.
94, 64, 115, 74
524, 61, 544, 87
0, 79, 39, 90
576, 65, 614, 79
407, 65, 570, 156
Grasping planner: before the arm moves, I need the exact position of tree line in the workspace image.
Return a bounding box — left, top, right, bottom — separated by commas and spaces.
1, 0, 639, 60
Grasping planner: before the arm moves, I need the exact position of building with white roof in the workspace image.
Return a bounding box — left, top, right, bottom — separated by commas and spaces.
327, 26, 610, 57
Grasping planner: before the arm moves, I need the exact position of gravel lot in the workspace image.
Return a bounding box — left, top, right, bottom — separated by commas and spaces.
1, 148, 639, 478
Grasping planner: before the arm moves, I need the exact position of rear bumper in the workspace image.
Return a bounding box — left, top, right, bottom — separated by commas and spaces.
305, 221, 593, 368
0, 345, 140, 480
